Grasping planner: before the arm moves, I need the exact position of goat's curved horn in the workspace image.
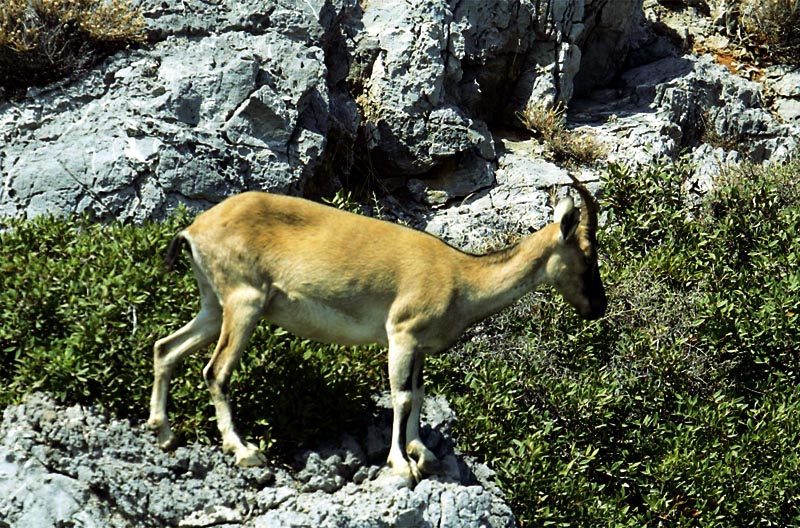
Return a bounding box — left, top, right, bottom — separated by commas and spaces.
567, 172, 598, 234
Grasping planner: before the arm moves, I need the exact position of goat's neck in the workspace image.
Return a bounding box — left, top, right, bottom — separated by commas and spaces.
461, 225, 558, 322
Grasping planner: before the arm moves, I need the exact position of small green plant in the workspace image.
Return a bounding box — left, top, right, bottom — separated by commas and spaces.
740, 0, 800, 65
0, 0, 145, 96
322, 188, 364, 215
517, 101, 607, 166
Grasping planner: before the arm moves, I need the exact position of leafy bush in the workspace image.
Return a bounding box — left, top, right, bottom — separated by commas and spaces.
695, 162, 800, 389
740, 0, 800, 65
429, 157, 800, 526
0, 0, 145, 96
0, 212, 385, 454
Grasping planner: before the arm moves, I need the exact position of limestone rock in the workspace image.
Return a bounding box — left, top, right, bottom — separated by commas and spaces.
419, 142, 600, 254
0, 0, 645, 220
570, 54, 799, 167
764, 65, 800, 123
573, 0, 646, 96
358, 0, 643, 177
0, 0, 361, 221
0, 393, 516, 527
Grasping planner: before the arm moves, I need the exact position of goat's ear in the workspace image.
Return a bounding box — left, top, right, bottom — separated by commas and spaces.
555, 197, 580, 242
560, 208, 580, 242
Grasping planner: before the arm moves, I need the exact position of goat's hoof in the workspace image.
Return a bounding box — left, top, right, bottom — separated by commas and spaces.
389, 460, 422, 486
407, 442, 442, 477
147, 418, 178, 451
159, 435, 179, 452
236, 444, 266, 467
418, 456, 444, 476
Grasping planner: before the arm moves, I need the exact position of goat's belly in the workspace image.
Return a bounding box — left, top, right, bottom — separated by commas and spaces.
263, 294, 388, 347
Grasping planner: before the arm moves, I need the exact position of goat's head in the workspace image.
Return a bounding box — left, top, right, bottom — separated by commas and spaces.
547, 180, 607, 320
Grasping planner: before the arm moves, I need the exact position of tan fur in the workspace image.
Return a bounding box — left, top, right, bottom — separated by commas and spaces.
148, 185, 607, 484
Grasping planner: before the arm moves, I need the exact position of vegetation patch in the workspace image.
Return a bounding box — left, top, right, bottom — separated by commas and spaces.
697, 111, 748, 153
429, 157, 800, 526
0, 0, 145, 96
0, 211, 386, 454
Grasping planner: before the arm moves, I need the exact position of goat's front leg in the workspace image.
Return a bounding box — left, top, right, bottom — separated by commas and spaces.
387, 333, 424, 483
204, 290, 266, 467
405, 353, 441, 475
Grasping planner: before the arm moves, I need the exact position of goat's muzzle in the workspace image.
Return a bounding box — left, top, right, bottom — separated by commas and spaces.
582, 264, 607, 320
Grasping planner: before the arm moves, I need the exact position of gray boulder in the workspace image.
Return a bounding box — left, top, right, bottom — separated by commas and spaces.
0, 0, 359, 221
763, 65, 800, 123
417, 155, 600, 254
358, 0, 644, 177
569, 54, 798, 167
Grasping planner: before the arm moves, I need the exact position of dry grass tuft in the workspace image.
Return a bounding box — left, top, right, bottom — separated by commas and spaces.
740, 0, 800, 65
517, 102, 607, 166
0, 0, 145, 96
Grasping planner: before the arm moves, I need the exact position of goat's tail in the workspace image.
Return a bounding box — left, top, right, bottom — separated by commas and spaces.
163, 233, 188, 272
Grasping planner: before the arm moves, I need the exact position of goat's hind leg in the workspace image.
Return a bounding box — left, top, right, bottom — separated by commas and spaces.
148, 304, 221, 450
204, 288, 267, 467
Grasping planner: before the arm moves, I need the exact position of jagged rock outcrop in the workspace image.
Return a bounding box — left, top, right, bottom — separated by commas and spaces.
409, 148, 602, 253
0, 0, 644, 221
356, 0, 644, 176
0, 393, 515, 528
571, 54, 798, 163
1, 0, 798, 230
564, 1, 800, 180
0, 0, 359, 221
3, 0, 795, 250
394, 0, 800, 251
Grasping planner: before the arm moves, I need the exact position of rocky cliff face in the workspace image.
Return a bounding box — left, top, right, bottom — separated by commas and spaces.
0, 0, 645, 223
1, 0, 355, 221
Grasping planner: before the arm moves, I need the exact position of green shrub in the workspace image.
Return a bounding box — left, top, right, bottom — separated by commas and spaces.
695, 162, 800, 389
429, 157, 800, 526
0, 0, 145, 96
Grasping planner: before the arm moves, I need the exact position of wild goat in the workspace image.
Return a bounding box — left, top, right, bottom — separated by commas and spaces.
147, 177, 607, 483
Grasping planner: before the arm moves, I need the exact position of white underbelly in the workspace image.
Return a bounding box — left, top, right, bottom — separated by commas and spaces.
263, 292, 389, 347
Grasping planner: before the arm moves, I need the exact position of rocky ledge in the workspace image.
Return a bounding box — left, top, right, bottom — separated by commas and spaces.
0, 392, 515, 527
